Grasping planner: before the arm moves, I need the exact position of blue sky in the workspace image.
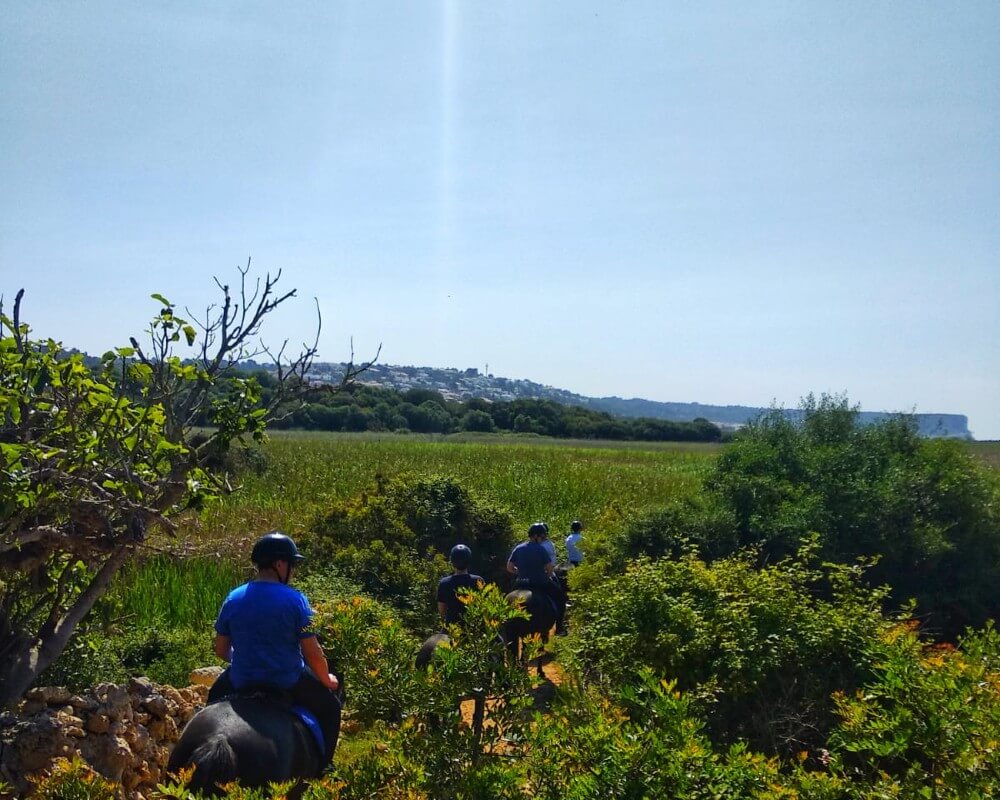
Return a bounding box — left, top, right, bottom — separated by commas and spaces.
2, 2, 998, 436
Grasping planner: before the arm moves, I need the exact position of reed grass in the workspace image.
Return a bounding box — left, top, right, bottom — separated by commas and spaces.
99, 554, 247, 630
171, 431, 719, 553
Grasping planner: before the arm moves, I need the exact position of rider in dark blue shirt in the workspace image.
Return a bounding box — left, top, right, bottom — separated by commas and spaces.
436, 544, 484, 625
507, 522, 568, 630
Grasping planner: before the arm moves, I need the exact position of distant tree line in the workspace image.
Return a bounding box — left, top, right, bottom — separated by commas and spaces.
247, 375, 722, 442
70, 355, 723, 443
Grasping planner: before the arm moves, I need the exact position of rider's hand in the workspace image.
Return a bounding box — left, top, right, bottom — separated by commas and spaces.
326, 673, 340, 691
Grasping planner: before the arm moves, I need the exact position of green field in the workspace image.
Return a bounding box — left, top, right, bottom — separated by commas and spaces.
174, 431, 720, 557
969, 440, 1000, 469
173, 432, 999, 558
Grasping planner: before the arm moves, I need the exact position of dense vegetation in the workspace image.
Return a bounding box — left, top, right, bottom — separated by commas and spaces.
20, 398, 1000, 799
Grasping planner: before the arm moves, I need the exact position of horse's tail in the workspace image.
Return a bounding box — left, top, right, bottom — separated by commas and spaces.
188, 733, 238, 792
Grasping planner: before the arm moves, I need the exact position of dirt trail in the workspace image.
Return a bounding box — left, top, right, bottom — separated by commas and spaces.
459, 653, 566, 729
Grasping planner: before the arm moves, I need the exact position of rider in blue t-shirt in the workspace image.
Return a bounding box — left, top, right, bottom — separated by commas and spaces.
208, 532, 341, 765
436, 544, 484, 625
507, 522, 566, 631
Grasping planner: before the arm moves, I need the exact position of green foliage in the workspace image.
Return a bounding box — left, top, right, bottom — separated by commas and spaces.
96, 554, 245, 630
461, 410, 495, 433
573, 543, 889, 755
597, 494, 737, 570
38, 554, 240, 689
40, 625, 217, 689
310, 592, 419, 725
0, 270, 317, 705
706, 395, 1000, 636
336, 585, 532, 800
276, 383, 723, 443
524, 672, 811, 800
305, 476, 516, 629
26, 756, 118, 800
828, 622, 1000, 798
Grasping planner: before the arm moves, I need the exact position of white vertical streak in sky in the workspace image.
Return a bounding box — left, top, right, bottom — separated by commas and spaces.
435, 0, 459, 314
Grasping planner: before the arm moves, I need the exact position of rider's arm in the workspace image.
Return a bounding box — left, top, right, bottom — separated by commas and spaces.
214, 634, 232, 662
437, 601, 449, 618
544, 561, 555, 576
506, 560, 518, 575
301, 635, 340, 691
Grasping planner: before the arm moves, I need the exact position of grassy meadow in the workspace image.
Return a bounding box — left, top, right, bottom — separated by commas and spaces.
174, 431, 721, 558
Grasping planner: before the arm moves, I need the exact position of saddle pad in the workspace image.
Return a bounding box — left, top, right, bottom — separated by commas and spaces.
290, 705, 325, 756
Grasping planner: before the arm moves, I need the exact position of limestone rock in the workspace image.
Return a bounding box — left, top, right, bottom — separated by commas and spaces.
189, 666, 224, 686
2, 678, 211, 798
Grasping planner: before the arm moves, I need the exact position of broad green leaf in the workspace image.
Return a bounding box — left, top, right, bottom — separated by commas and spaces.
151, 292, 171, 306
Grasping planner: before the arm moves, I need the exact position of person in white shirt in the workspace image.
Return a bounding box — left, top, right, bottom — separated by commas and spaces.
565, 520, 585, 566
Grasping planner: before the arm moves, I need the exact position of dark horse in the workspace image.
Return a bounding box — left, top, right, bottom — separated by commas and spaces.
168, 694, 325, 795
415, 631, 452, 670
503, 586, 556, 676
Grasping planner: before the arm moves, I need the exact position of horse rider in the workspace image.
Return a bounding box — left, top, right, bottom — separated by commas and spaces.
208, 531, 341, 767
437, 544, 485, 626
565, 520, 585, 567
506, 522, 568, 635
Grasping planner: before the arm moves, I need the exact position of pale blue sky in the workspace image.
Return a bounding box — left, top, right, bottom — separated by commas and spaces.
2, 2, 998, 436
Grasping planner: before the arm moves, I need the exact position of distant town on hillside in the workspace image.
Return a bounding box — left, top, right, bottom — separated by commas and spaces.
260, 361, 971, 439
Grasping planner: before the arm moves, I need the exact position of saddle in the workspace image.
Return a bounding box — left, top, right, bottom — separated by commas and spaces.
228, 686, 326, 757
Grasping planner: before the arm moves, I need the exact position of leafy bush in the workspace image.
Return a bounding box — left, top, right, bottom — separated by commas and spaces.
26, 756, 117, 800
597, 494, 737, 570
40, 626, 217, 690
828, 621, 1000, 798
310, 592, 419, 725
573, 543, 889, 755
305, 475, 516, 630
706, 395, 1000, 637
524, 672, 842, 800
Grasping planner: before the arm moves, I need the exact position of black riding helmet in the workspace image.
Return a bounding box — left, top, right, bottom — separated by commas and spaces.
570, 520, 583, 532
528, 521, 549, 539
251, 531, 306, 570
449, 543, 472, 570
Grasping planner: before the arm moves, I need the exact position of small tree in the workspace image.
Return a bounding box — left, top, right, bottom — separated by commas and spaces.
0, 264, 375, 707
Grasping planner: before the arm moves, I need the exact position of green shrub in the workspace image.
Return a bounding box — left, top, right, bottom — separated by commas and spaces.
26, 756, 117, 800
573, 543, 889, 755
311, 592, 419, 725
597, 494, 737, 570
828, 621, 1000, 798
706, 395, 1000, 637
40, 626, 217, 690
523, 672, 841, 800
305, 475, 516, 630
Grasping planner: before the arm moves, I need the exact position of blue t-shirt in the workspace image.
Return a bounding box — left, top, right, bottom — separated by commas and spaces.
437, 573, 484, 624
215, 581, 314, 690
508, 540, 552, 584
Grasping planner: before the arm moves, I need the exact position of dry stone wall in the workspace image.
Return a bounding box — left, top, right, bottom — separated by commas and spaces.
0, 671, 218, 798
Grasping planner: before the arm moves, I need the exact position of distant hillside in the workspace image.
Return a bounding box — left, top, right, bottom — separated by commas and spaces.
258, 360, 972, 439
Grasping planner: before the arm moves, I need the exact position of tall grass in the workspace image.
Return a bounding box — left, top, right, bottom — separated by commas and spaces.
98, 554, 247, 630
174, 432, 719, 552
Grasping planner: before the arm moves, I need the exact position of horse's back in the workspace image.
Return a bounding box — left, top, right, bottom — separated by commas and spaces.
416, 632, 451, 670
506, 587, 555, 623
169, 697, 320, 791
